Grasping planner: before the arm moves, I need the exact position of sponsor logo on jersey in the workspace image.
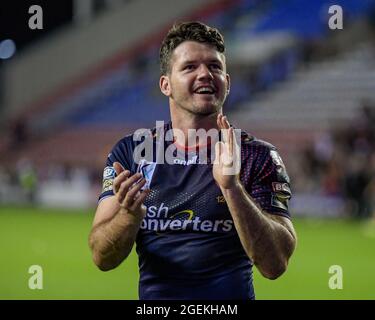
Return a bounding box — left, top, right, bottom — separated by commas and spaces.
102, 166, 116, 192
102, 179, 113, 192
272, 182, 291, 194
103, 166, 116, 180
270, 150, 290, 182
270, 150, 285, 172
173, 155, 199, 165
271, 193, 290, 211
140, 203, 233, 233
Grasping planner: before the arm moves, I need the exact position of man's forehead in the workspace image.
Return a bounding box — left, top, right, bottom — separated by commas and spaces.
171, 41, 225, 64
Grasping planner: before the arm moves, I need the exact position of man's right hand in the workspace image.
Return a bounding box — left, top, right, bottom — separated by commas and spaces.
113, 162, 150, 221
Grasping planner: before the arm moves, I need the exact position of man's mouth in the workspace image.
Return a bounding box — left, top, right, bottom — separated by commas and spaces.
193, 86, 216, 95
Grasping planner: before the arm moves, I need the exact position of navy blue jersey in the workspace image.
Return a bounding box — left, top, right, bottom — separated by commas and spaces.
99, 122, 292, 300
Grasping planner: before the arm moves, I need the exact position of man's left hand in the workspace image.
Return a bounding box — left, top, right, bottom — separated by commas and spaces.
213, 114, 241, 189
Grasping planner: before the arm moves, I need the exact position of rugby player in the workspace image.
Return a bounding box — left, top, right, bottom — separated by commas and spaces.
89, 21, 297, 299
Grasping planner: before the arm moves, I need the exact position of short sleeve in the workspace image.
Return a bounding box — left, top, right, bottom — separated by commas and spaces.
245, 147, 292, 218
98, 138, 133, 202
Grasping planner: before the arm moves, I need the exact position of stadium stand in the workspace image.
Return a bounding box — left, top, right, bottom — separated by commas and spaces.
1, 0, 374, 213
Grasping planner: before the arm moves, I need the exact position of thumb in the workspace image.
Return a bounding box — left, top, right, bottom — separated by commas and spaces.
214, 141, 224, 164
113, 162, 125, 176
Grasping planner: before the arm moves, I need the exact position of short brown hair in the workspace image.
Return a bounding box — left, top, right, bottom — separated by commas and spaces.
159, 21, 225, 75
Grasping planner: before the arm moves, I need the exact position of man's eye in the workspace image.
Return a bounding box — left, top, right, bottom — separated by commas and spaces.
210, 64, 221, 70
184, 65, 195, 70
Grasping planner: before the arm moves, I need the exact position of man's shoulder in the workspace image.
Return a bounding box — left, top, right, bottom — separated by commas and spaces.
239, 129, 277, 152
113, 123, 169, 149
110, 133, 135, 154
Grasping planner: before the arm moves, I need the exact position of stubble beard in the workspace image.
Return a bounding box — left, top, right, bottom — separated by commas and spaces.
172, 93, 225, 117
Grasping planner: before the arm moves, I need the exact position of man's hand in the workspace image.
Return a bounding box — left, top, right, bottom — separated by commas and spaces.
89, 162, 150, 271
213, 114, 241, 189
113, 162, 150, 222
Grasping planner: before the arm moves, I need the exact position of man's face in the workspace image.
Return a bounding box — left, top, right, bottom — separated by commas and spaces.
160, 41, 230, 116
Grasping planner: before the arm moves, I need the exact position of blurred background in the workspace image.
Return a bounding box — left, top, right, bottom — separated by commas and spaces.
0, 0, 375, 299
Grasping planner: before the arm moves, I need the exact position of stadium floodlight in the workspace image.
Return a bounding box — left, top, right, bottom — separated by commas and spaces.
0, 39, 16, 59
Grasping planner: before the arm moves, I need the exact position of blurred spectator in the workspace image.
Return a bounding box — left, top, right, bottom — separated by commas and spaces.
344, 100, 375, 218
343, 153, 372, 218
9, 116, 29, 150
16, 158, 38, 205
0, 165, 11, 202
296, 99, 375, 219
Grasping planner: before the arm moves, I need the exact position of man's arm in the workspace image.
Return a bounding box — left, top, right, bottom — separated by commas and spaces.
221, 182, 296, 279
214, 114, 296, 279
88, 163, 150, 271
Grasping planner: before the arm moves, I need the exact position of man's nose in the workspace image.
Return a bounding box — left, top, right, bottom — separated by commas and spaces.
197, 64, 213, 81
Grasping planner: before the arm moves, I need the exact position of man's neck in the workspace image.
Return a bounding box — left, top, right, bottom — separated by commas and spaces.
170, 110, 221, 148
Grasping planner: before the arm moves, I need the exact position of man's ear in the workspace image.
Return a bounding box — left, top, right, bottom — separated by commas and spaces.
226, 73, 231, 95
160, 75, 171, 97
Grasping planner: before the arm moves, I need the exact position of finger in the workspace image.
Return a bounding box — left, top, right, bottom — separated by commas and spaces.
222, 127, 228, 145
113, 162, 125, 175
217, 113, 224, 129
215, 141, 220, 163
113, 170, 130, 193
116, 173, 142, 202
222, 116, 230, 129
124, 178, 147, 206
219, 114, 224, 129
218, 114, 228, 144
220, 138, 233, 167
232, 127, 240, 152
214, 141, 224, 164
118, 173, 142, 196
131, 189, 151, 210
223, 115, 231, 142
229, 127, 233, 155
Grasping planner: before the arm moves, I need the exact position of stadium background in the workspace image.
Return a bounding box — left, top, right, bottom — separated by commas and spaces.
0, 0, 375, 299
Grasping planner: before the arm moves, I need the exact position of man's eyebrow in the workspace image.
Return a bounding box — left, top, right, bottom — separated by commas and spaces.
206, 59, 223, 65
181, 60, 197, 65
181, 59, 223, 65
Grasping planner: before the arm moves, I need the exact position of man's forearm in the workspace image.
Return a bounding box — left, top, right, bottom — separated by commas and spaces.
89, 209, 142, 271
221, 182, 296, 279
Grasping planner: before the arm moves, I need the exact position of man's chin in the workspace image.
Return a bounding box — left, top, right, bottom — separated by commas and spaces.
193, 103, 220, 116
